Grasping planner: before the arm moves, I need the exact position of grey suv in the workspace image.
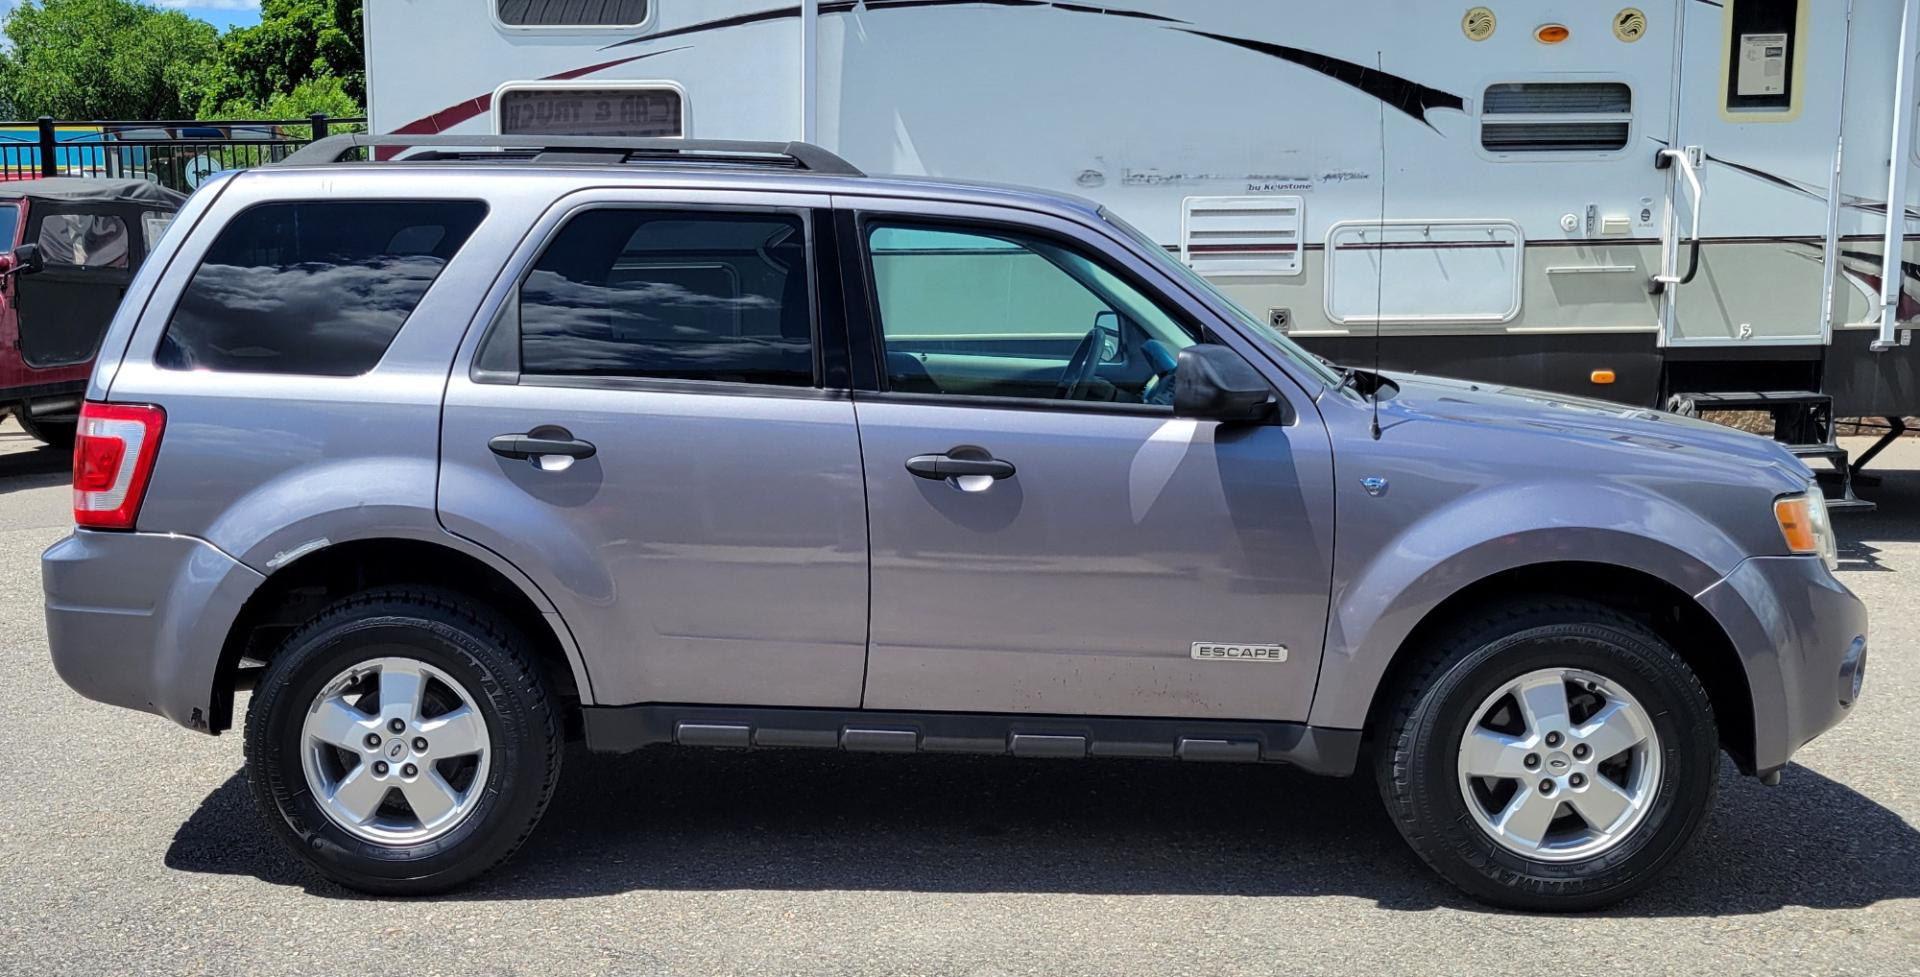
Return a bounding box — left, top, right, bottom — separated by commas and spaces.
43, 136, 1867, 911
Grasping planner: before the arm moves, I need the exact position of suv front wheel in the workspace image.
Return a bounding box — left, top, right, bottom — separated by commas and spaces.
243, 589, 563, 894
1375, 598, 1719, 911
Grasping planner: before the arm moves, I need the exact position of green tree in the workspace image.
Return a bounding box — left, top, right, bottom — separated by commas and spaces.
197, 0, 363, 117
0, 0, 219, 119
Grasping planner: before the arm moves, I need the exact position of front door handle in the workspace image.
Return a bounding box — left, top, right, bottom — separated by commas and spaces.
489, 433, 597, 460
904, 453, 1016, 480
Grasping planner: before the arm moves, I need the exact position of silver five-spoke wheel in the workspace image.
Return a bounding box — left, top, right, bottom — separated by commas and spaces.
1457, 667, 1660, 861
299, 656, 492, 845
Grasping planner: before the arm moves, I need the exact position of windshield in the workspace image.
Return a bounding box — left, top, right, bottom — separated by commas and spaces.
1098, 207, 1343, 388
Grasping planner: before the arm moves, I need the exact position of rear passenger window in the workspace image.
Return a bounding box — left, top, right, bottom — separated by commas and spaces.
517, 209, 814, 386
156, 200, 486, 376
39, 214, 130, 268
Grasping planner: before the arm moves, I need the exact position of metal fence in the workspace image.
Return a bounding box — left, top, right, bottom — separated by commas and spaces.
0, 115, 368, 192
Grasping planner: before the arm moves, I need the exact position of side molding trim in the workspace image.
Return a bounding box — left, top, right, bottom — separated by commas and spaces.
581, 704, 1362, 775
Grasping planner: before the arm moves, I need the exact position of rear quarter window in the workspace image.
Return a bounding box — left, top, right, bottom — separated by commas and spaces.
156, 200, 487, 376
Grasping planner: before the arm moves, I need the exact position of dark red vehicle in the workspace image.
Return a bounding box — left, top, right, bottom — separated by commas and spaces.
0, 178, 186, 446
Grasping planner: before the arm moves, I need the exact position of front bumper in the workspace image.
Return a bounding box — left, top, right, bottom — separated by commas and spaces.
1695, 555, 1868, 776
43, 530, 264, 732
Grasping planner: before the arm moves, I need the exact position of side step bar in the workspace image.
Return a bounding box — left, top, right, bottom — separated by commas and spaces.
581, 704, 1363, 776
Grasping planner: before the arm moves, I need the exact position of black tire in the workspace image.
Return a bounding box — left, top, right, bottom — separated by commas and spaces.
243, 588, 563, 895
15, 412, 76, 449
1374, 598, 1718, 912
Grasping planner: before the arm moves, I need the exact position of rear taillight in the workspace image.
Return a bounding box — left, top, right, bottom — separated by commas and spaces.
72, 402, 165, 530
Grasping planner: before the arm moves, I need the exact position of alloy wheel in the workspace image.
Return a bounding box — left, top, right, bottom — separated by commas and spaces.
298, 656, 492, 845
1455, 667, 1661, 861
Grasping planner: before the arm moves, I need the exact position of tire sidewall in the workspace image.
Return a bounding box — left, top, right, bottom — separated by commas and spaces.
246, 608, 550, 890
1403, 622, 1718, 907
16, 413, 76, 449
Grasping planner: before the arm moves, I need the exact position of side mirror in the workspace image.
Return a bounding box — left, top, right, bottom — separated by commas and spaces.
11, 243, 42, 276
1092, 310, 1122, 362
1173, 344, 1275, 422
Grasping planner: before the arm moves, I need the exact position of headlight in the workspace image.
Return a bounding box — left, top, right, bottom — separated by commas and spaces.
1774, 485, 1838, 570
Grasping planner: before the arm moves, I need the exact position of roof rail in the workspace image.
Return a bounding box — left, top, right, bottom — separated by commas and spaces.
279, 134, 865, 176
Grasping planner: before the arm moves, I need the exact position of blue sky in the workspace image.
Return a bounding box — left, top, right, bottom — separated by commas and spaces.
0, 0, 263, 31
156, 0, 263, 30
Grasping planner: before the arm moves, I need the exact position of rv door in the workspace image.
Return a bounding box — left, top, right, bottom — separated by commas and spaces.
1664, 0, 1845, 347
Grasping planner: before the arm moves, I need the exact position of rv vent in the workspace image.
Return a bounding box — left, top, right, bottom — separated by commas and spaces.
1180, 196, 1304, 277
497, 0, 648, 27
1481, 82, 1632, 154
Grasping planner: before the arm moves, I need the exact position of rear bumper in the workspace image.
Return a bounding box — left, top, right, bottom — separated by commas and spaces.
1696, 555, 1868, 776
42, 530, 263, 732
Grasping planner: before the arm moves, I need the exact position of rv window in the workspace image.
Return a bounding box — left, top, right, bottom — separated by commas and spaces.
496, 0, 647, 28
517, 210, 814, 387
498, 87, 683, 138
1724, 0, 1798, 114
1480, 82, 1632, 155
156, 200, 487, 376
38, 214, 129, 269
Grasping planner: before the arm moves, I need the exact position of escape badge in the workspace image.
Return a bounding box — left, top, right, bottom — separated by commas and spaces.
1191, 642, 1290, 663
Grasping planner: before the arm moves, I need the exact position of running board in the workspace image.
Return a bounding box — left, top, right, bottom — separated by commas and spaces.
580, 704, 1362, 776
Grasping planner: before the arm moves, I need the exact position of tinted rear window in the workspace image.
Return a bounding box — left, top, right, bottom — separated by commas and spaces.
156, 200, 486, 376
517, 209, 814, 386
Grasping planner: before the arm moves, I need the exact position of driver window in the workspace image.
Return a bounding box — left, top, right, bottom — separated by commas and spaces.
867, 223, 1197, 404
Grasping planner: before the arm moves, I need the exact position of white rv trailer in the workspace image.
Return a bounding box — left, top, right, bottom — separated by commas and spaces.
366, 0, 1920, 502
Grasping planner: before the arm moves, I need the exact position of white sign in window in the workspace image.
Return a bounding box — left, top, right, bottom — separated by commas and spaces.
1736, 34, 1789, 97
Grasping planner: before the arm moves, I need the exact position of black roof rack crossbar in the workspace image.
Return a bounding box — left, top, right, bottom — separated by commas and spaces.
280, 134, 865, 176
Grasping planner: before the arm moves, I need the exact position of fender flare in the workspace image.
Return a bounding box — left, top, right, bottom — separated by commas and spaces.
1307, 482, 1755, 730
220, 519, 597, 709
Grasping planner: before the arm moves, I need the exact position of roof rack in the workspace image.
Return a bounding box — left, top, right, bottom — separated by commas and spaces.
279, 134, 865, 176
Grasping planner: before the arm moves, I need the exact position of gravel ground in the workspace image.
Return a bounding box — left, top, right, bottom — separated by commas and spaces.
0, 417, 1915, 976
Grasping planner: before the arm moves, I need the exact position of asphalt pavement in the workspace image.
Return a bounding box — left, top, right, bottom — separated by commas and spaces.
1, 416, 1915, 976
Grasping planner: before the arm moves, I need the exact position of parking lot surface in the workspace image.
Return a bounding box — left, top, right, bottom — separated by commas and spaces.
1, 417, 1916, 976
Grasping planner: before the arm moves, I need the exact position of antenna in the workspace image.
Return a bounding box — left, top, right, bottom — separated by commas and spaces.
1369, 50, 1387, 441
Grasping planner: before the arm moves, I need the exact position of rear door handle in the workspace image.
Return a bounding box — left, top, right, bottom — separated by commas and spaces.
904, 453, 1016, 480
489, 434, 597, 460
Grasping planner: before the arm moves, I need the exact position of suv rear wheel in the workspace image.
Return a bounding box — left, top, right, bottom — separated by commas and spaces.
243, 588, 563, 894
1374, 598, 1718, 911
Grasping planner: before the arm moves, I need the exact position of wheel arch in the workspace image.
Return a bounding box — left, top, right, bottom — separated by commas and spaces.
209, 535, 593, 734
1354, 560, 1758, 774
